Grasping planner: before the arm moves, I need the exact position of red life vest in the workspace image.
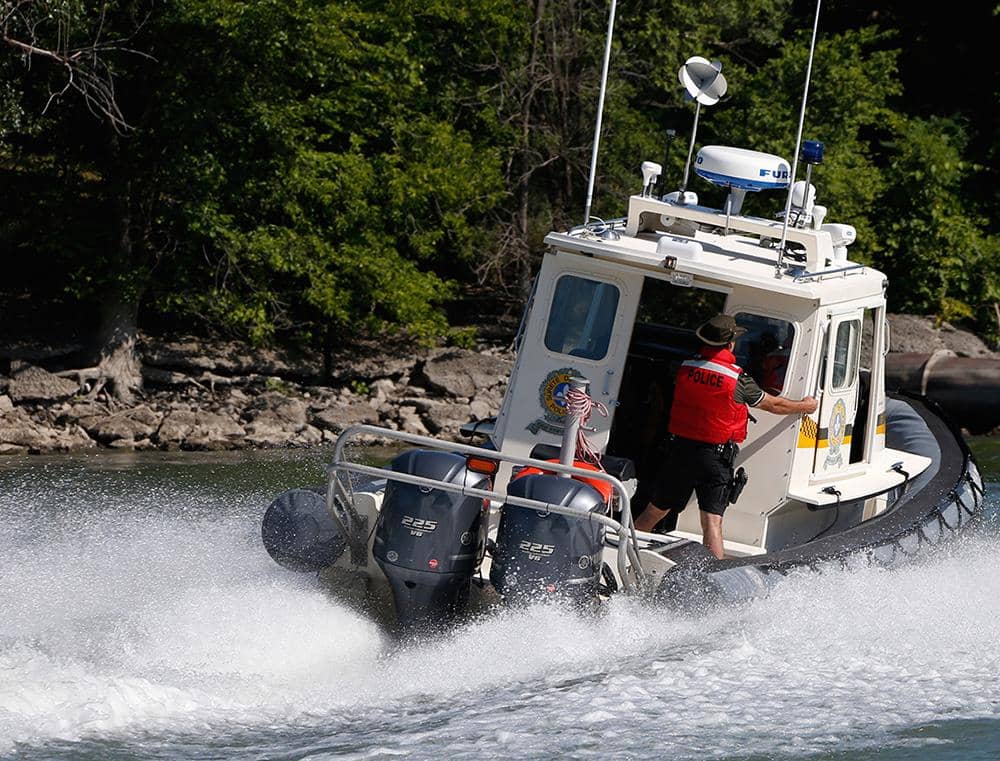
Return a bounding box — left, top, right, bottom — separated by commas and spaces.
668, 347, 749, 444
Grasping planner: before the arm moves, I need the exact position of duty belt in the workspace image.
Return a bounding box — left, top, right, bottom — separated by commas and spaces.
670, 435, 739, 464
670, 434, 728, 450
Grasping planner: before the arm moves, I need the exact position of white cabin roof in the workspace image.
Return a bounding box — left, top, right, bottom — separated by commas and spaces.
544, 193, 885, 305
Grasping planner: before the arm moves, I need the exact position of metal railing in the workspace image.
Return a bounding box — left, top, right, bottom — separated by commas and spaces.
792, 262, 865, 282
329, 425, 646, 590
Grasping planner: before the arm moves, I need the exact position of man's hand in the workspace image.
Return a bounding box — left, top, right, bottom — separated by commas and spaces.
800, 395, 818, 414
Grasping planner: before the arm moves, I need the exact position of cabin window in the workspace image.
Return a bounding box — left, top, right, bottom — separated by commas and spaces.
733, 313, 796, 395
543, 275, 620, 360
832, 319, 861, 389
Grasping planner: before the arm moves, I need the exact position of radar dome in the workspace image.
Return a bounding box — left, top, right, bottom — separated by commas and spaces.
695, 146, 790, 192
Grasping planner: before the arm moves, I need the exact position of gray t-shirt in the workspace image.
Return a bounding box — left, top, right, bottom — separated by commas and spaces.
735, 373, 765, 407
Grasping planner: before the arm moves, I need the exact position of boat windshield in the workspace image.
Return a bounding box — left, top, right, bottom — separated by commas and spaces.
544, 274, 620, 360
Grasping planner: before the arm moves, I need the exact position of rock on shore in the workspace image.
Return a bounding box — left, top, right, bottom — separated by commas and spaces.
884, 314, 997, 358
0, 335, 513, 454
0, 313, 993, 454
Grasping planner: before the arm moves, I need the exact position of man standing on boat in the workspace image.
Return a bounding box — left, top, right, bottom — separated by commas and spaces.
634, 313, 818, 558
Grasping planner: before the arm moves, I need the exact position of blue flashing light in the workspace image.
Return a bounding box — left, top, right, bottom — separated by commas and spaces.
801, 140, 824, 165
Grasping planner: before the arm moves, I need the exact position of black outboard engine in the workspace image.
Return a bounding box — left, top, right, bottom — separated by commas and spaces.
490, 473, 606, 603
373, 449, 490, 632
262, 487, 348, 572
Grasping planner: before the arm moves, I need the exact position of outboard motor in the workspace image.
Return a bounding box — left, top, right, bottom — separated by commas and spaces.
262, 487, 348, 572
490, 472, 607, 603
373, 449, 490, 632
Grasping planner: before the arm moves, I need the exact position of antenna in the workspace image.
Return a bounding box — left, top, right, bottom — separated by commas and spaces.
661, 127, 677, 180
775, 0, 823, 276
678, 56, 727, 196
582, 0, 619, 226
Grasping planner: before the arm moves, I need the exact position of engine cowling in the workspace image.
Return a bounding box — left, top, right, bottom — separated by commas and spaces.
373, 449, 490, 632
489, 471, 607, 603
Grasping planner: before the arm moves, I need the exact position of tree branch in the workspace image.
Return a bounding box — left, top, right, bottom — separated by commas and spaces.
1, 0, 150, 132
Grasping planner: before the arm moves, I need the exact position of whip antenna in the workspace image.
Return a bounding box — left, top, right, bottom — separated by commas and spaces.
775, 0, 823, 276
582, 0, 618, 226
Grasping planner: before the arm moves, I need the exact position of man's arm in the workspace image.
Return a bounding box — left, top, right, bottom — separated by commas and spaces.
757, 393, 818, 415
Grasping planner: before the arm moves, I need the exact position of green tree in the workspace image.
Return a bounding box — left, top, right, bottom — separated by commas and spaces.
151, 0, 505, 344
2, 0, 508, 401
876, 114, 1000, 325
710, 21, 1000, 332
472, 0, 799, 296
2, 0, 998, 387
2, 0, 149, 401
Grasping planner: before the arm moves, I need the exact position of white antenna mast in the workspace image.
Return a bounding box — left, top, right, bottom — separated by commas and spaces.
775, 0, 823, 276
582, 0, 618, 226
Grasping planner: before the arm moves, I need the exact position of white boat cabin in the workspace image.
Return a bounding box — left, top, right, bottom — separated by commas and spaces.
479, 147, 931, 557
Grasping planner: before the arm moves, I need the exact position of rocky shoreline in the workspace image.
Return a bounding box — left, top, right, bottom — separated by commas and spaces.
0, 334, 514, 455
0, 313, 995, 455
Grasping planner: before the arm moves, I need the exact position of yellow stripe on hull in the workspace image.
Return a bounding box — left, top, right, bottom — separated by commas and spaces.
797, 433, 853, 449
796, 416, 882, 448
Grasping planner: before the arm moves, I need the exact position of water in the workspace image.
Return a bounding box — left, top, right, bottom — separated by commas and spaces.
0, 442, 998, 761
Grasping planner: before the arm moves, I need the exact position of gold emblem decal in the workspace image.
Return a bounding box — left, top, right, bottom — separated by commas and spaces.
824, 398, 847, 469
528, 367, 579, 435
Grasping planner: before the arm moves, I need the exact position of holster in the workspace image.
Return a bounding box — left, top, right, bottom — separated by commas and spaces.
728, 467, 748, 504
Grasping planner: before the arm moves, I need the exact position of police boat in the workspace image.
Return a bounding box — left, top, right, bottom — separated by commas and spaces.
260, 34, 985, 633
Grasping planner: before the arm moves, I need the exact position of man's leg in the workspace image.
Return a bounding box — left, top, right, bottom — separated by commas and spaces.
692, 445, 731, 559
638, 443, 691, 533
700, 510, 725, 559
635, 503, 675, 532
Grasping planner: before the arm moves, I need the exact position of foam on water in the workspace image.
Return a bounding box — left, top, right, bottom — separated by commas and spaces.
0, 459, 997, 759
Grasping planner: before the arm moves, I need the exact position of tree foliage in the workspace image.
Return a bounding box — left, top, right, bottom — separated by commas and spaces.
145, 0, 507, 343
1, 0, 997, 362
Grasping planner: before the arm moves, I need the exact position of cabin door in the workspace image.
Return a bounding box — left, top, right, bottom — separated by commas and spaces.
493, 257, 641, 462
812, 312, 862, 477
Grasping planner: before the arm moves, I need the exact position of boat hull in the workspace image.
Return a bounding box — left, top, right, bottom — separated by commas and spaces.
262, 392, 984, 628
655, 391, 985, 607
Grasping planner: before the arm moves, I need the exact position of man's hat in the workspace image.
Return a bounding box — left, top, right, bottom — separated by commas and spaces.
695, 313, 747, 346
